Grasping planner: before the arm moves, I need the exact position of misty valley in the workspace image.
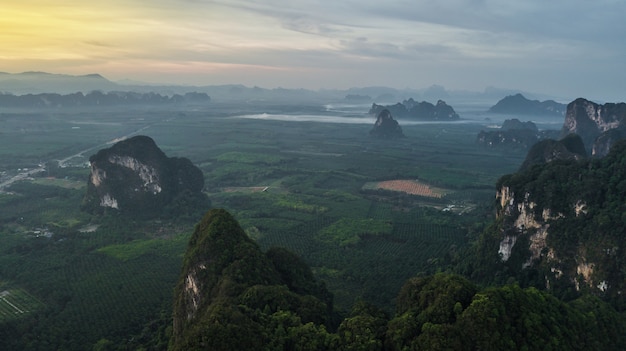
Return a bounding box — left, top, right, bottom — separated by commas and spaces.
0, 93, 625, 350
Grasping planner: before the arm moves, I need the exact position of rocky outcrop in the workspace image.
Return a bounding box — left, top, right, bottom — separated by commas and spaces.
491, 141, 626, 302
81, 135, 208, 218
592, 128, 626, 157
561, 98, 626, 156
369, 99, 459, 120
488, 93, 566, 117
496, 187, 562, 263
370, 109, 404, 138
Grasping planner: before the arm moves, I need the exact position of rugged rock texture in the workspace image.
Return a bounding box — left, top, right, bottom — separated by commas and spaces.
82, 135, 208, 218
369, 98, 459, 120
369, 109, 404, 138
592, 128, 626, 157
491, 141, 626, 306
170, 209, 332, 351
561, 98, 626, 156
488, 93, 566, 117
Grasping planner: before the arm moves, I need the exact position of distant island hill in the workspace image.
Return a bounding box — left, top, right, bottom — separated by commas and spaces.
478, 97, 626, 157
487, 93, 567, 116
369, 98, 460, 120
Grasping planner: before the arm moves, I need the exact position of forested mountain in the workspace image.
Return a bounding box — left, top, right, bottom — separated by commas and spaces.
461, 140, 626, 311
169, 210, 626, 350
170, 209, 334, 350
517, 133, 587, 171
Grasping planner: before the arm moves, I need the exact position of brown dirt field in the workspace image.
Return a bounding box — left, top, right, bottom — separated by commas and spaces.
370, 180, 445, 198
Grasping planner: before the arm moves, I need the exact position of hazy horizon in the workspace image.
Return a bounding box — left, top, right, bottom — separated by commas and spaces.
2, 1, 625, 102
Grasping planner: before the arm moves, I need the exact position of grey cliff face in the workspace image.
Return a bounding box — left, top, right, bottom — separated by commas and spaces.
82, 135, 208, 218
562, 98, 626, 156
492, 141, 626, 301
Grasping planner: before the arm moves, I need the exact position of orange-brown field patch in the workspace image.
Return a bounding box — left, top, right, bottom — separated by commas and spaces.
222, 186, 269, 193
365, 180, 446, 198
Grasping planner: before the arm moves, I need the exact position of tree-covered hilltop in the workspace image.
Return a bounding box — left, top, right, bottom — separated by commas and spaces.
170, 209, 626, 350
460, 139, 626, 310
170, 209, 334, 351
385, 274, 625, 351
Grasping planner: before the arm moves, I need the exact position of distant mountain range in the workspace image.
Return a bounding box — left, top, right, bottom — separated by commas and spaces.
0, 71, 564, 104
0, 72, 119, 95
0, 90, 210, 108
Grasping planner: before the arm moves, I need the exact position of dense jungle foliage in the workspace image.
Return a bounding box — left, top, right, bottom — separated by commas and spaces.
168, 209, 626, 351
460, 140, 626, 310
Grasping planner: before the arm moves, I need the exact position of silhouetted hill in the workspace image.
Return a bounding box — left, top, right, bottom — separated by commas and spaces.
0, 71, 119, 94
81, 135, 209, 218
0, 91, 209, 108
369, 99, 459, 120
370, 109, 404, 138
476, 119, 560, 149
518, 134, 587, 171
489, 93, 566, 116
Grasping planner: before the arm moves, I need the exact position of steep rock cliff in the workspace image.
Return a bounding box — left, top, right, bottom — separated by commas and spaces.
81, 135, 208, 218
491, 141, 626, 305
561, 98, 626, 156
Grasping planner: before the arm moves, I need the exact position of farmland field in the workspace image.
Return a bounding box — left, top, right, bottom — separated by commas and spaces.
0, 101, 532, 349
0, 288, 43, 322
363, 179, 447, 198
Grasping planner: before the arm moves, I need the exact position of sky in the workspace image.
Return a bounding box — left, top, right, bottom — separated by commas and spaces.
1, 0, 625, 101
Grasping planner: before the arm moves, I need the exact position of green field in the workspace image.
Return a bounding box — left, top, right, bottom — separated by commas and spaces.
0, 103, 528, 349
0, 288, 43, 322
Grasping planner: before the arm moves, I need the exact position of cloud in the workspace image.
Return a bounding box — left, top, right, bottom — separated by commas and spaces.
1, 0, 624, 100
